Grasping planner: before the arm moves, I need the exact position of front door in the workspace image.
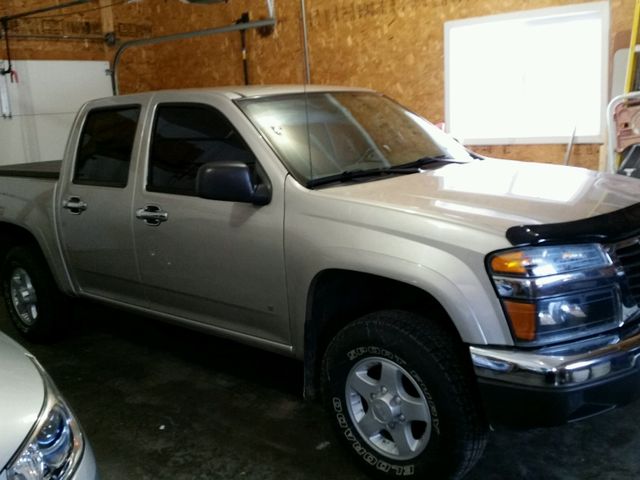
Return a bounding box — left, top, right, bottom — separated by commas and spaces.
132, 96, 290, 346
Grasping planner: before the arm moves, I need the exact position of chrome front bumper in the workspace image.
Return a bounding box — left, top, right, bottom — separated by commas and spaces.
470, 325, 640, 425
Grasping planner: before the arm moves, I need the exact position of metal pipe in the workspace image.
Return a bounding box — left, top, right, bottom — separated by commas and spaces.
240, 28, 249, 85
237, 12, 250, 86
1, 19, 11, 75
111, 18, 276, 94
266, 0, 276, 19
0, 72, 12, 118
8, 33, 105, 42
563, 126, 576, 166
299, 0, 311, 84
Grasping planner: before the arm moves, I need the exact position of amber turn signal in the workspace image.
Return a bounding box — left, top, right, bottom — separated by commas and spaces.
490, 251, 529, 275
503, 300, 536, 341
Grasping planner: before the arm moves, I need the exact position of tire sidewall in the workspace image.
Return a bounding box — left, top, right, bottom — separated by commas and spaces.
323, 324, 450, 478
2, 247, 57, 339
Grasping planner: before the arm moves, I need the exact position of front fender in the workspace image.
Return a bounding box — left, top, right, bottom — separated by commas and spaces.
284, 178, 513, 357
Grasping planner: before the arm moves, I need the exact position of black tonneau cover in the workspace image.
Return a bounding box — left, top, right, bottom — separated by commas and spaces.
0, 160, 61, 180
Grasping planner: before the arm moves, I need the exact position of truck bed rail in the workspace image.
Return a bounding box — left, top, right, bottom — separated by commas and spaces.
0, 160, 61, 179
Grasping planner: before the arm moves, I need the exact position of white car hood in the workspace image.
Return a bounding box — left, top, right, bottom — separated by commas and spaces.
324, 159, 640, 239
0, 333, 44, 471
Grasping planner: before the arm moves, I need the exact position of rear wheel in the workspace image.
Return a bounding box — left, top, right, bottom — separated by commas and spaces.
322, 310, 487, 479
2, 246, 66, 341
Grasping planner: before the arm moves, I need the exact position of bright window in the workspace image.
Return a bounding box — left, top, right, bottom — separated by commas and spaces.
445, 2, 609, 145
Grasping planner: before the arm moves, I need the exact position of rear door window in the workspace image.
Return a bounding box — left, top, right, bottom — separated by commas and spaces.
74, 106, 140, 187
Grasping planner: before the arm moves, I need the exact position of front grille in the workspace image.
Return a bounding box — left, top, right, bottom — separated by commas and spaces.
612, 237, 640, 305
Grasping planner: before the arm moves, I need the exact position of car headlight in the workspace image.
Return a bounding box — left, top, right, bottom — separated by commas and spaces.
6, 357, 84, 480
488, 243, 637, 345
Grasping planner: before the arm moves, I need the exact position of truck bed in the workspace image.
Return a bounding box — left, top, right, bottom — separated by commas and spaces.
0, 160, 61, 180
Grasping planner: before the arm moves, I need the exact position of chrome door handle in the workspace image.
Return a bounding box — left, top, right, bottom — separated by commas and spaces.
136, 205, 168, 226
62, 196, 87, 214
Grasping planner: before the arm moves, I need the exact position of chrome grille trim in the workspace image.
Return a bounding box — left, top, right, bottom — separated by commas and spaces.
609, 236, 640, 305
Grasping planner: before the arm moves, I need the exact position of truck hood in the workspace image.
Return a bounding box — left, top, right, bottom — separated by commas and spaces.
323, 159, 640, 241
0, 333, 44, 471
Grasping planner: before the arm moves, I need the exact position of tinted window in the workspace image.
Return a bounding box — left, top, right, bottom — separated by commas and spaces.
238, 92, 475, 185
148, 104, 256, 196
74, 106, 140, 187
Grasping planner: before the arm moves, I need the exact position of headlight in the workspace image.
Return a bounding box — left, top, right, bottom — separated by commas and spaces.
6, 358, 84, 480
488, 244, 636, 345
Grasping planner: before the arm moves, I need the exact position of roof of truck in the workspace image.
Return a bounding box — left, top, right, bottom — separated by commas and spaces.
113, 84, 373, 100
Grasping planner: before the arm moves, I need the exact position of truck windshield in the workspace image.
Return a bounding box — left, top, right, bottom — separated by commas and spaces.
237, 92, 476, 187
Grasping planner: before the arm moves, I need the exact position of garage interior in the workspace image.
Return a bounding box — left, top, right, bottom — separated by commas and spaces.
0, 0, 635, 168
1, 0, 640, 479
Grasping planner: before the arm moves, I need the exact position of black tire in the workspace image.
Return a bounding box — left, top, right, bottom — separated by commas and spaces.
321, 310, 487, 479
2, 245, 66, 342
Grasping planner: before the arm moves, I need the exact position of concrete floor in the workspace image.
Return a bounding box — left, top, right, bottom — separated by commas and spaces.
1, 301, 640, 480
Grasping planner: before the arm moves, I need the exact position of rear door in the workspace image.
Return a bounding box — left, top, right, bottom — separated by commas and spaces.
132, 92, 290, 346
58, 99, 147, 305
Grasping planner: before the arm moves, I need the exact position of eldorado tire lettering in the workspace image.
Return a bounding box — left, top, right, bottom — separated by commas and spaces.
337, 412, 348, 429
376, 461, 415, 477
408, 371, 441, 435
333, 397, 349, 428
337, 395, 416, 476
364, 452, 377, 466
347, 346, 402, 363
344, 428, 355, 442
346, 432, 377, 466
347, 347, 366, 360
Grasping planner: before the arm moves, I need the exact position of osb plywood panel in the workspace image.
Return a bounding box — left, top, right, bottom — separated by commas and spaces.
611, 0, 636, 86
306, 0, 599, 121
0, 0, 107, 60
0, 0, 155, 61
472, 144, 603, 169
470, 143, 602, 169
114, 0, 306, 93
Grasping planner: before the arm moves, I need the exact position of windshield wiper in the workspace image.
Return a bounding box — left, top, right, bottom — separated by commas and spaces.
307, 166, 419, 188
307, 155, 457, 188
396, 154, 454, 169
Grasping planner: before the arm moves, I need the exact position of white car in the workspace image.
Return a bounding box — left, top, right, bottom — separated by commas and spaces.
0, 332, 98, 480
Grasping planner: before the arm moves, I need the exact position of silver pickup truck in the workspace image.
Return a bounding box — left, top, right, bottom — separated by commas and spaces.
2, 85, 640, 479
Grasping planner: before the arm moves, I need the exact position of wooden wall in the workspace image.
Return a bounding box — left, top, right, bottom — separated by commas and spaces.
0, 0, 636, 169
114, 0, 306, 91
0, 1, 107, 61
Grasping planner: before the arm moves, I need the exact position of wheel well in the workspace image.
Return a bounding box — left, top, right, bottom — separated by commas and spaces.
303, 269, 464, 399
0, 223, 41, 262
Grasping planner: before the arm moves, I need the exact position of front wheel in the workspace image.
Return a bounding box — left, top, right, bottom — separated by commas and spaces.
2, 246, 66, 341
321, 310, 487, 479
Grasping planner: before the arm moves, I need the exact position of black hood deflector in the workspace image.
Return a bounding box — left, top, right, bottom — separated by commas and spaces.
506, 202, 640, 246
